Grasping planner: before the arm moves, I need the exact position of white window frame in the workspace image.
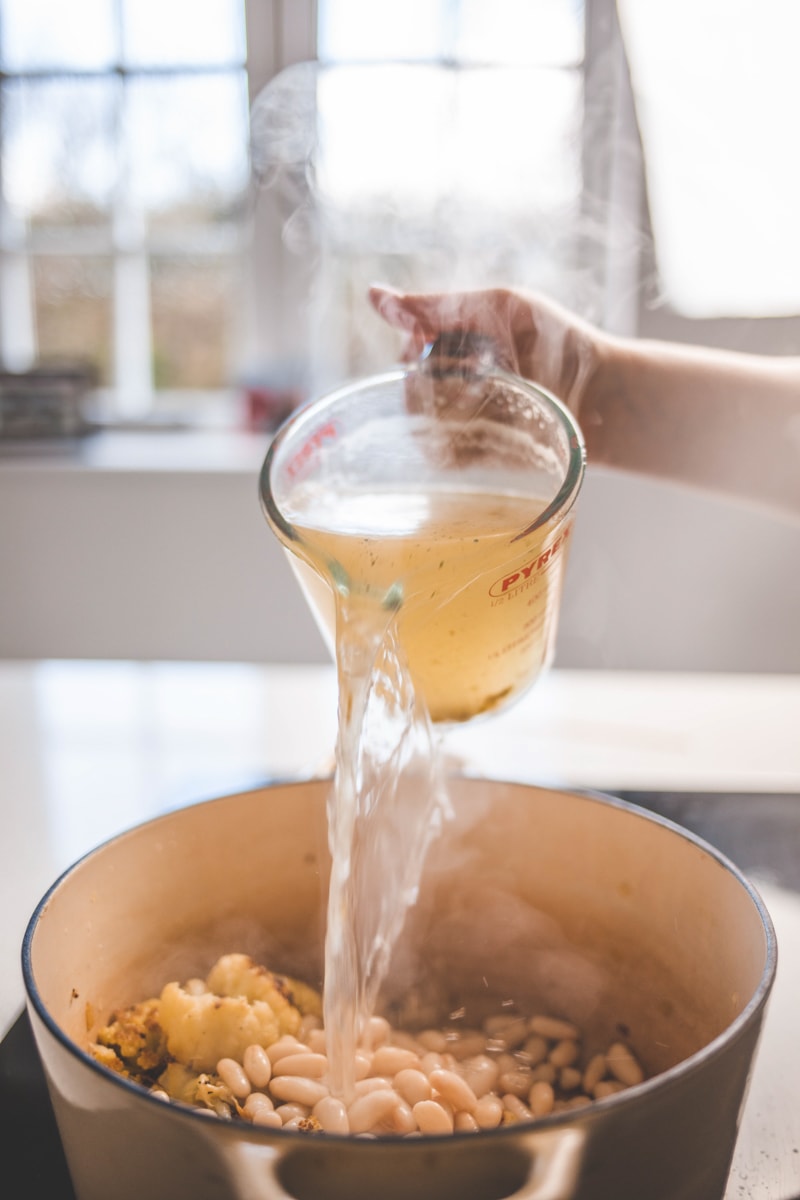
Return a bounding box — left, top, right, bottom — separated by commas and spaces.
0, 0, 317, 422
242, 0, 319, 389
2, 0, 793, 429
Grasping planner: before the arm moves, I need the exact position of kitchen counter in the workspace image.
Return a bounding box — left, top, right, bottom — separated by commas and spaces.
1, 660, 798, 1198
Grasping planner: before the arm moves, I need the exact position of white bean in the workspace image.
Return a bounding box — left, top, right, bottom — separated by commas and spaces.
606, 1042, 645, 1087
394, 1068, 432, 1107
217, 1057, 252, 1100
361, 1016, 391, 1050
529, 1015, 581, 1041
483, 1016, 528, 1049
559, 1067, 583, 1092
503, 1093, 533, 1122
549, 1040, 580, 1068
267, 1037, 306, 1064
428, 1068, 478, 1114
594, 1080, 627, 1099
370, 1046, 420, 1077
242, 1044, 272, 1089
523, 1035, 549, 1066
447, 1033, 487, 1061
390, 1098, 417, 1135
313, 1095, 350, 1134
473, 1094, 504, 1130
243, 1092, 274, 1120
454, 1111, 479, 1132
582, 1053, 607, 1094
390, 1030, 424, 1054
461, 1054, 500, 1099
498, 1067, 533, 1098
276, 1103, 309, 1124
347, 1089, 398, 1134
272, 1053, 328, 1079
354, 1076, 393, 1096
417, 1029, 448, 1053
528, 1080, 555, 1117
413, 1099, 454, 1135
308, 1029, 327, 1054
270, 1076, 329, 1107
252, 1108, 283, 1129
298, 1013, 322, 1041
420, 1051, 446, 1074
495, 1053, 519, 1076
530, 1062, 557, 1085
354, 1050, 372, 1080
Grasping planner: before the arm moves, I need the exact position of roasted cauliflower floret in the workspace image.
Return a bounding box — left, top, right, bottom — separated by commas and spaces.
91, 997, 167, 1078
158, 953, 321, 1072
207, 953, 322, 1023
88, 952, 324, 1090
158, 981, 281, 1073
158, 1062, 236, 1117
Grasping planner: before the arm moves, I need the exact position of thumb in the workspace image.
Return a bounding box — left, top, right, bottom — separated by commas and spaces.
369, 283, 466, 339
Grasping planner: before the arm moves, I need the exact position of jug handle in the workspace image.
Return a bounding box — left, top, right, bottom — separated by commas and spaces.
217, 1123, 585, 1200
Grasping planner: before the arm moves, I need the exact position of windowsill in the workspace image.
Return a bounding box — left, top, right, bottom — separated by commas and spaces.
0, 427, 273, 475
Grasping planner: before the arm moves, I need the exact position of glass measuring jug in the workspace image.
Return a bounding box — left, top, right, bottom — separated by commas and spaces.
260, 335, 585, 725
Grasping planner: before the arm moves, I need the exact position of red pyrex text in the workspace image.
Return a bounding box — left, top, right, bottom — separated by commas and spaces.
488, 526, 571, 598
286, 421, 339, 481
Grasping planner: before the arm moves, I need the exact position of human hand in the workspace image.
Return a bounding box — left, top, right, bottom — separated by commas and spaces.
368, 283, 606, 414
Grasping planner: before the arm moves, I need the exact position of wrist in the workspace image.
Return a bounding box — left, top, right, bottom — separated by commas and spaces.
565, 325, 618, 424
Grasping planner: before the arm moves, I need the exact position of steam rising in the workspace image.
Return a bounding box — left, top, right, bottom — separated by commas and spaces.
248, 60, 649, 389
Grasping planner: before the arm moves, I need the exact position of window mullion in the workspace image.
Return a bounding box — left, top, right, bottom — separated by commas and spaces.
0, 190, 36, 369
581, 0, 644, 336
112, 247, 153, 417
0, 249, 35, 371
243, 0, 320, 388
112, 63, 153, 417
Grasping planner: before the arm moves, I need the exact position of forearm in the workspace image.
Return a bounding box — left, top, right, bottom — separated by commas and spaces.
581, 338, 800, 517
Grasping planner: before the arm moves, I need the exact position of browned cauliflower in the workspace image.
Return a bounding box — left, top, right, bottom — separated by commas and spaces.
89, 953, 323, 1092
207, 953, 322, 1023
91, 996, 167, 1081
158, 1062, 236, 1117
158, 980, 282, 1073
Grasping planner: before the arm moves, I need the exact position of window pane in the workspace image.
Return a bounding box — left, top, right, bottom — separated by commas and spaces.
2, 78, 117, 232
0, 0, 117, 70
33, 256, 113, 381
318, 0, 451, 62
315, 65, 581, 220
318, 0, 584, 66
124, 73, 250, 231
151, 255, 238, 388
120, 0, 246, 67
456, 0, 584, 66
618, 0, 800, 317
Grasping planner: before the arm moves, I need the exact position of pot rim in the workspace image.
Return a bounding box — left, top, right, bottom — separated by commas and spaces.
21, 776, 778, 1146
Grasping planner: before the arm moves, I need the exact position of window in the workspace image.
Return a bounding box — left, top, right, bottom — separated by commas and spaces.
0, 0, 251, 419
2, 1, 796, 433
617, 0, 800, 336
255, 0, 594, 393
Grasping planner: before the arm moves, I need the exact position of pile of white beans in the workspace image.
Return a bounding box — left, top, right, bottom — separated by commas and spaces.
153, 1010, 647, 1136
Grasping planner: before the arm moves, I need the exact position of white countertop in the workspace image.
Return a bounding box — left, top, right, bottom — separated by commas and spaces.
2, 660, 799, 1197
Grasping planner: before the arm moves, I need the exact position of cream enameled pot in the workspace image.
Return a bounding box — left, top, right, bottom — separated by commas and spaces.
23, 778, 776, 1200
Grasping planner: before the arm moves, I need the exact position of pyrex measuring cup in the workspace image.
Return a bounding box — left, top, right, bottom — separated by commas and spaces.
260, 335, 585, 724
